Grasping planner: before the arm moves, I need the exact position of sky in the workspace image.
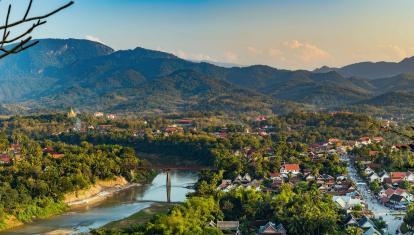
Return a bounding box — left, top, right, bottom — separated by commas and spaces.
4, 0, 414, 70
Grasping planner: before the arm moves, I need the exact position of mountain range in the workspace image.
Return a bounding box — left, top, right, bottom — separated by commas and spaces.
0, 38, 414, 115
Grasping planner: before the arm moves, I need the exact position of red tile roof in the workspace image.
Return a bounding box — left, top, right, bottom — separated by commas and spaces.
359, 137, 370, 142
373, 137, 384, 142
0, 154, 11, 163
329, 138, 341, 143
391, 172, 406, 179
269, 172, 281, 178
395, 188, 406, 195
368, 151, 380, 157
384, 188, 394, 197
282, 164, 300, 171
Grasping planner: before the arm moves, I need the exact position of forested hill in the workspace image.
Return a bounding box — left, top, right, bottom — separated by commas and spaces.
1, 38, 414, 114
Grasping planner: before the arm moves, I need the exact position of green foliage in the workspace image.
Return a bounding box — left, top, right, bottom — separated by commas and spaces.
15, 197, 67, 223
0, 133, 153, 227
271, 184, 340, 234
370, 180, 382, 194
144, 197, 223, 235
404, 203, 414, 227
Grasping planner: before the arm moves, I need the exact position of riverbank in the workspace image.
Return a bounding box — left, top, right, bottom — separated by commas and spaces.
65, 176, 138, 208
1, 170, 199, 234
0, 177, 139, 233
94, 202, 177, 233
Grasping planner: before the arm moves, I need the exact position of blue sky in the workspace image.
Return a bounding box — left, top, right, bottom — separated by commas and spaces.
4, 0, 414, 69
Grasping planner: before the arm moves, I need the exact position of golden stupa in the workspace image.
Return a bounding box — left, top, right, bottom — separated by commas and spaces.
67, 108, 77, 118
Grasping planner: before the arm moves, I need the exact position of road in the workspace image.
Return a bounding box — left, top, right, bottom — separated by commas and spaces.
344, 156, 404, 234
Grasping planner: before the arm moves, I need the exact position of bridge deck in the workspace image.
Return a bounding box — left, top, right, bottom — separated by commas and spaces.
136, 166, 212, 170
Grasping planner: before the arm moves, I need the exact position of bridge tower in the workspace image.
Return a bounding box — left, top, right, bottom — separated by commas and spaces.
166, 169, 171, 203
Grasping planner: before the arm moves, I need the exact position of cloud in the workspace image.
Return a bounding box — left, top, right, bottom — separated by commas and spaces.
281, 40, 331, 62
224, 51, 239, 62
254, 40, 333, 69
173, 50, 189, 59
349, 44, 414, 64
378, 44, 414, 61
247, 46, 262, 55
85, 35, 104, 44
172, 49, 214, 62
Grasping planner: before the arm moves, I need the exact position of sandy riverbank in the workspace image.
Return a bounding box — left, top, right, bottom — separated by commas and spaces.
64, 176, 139, 208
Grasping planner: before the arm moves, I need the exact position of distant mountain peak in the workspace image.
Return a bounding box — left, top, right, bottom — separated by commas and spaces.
399, 56, 414, 64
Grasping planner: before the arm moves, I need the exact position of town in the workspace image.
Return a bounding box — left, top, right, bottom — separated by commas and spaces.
0, 110, 412, 234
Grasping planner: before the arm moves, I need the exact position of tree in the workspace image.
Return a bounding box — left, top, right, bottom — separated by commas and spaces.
0, 0, 73, 59
404, 203, 414, 229
401, 180, 412, 190
345, 226, 363, 235
370, 180, 382, 194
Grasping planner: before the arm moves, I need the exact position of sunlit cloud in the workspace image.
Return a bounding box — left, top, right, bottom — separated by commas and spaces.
244, 40, 334, 69
281, 40, 331, 62
85, 35, 104, 44
171, 49, 214, 62
349, 44, 414, 64
247, 46, 262, 55
224, 51, 239, 62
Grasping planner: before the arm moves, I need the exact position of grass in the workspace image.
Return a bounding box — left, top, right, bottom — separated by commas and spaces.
102, 202, 177, 230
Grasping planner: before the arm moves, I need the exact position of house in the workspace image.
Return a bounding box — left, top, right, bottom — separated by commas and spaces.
216, 221, 240, 234
217, 180, 233, 192
364, 167, 374, 175
0, 154, 11, 164
394, 188, 413, 202
344, 214, 358, 227
269, 172, 282, 180
368, 172, 380, 183
337, 175, 348, 181
51, 153, 65, 159
234, 174, 252, 184
97, 124, 113, 131
317, 174, 335, 187
372, 136, 384, 143
177, 119, 193, 126
9, 143, 21, 151
333, 196, 365, 210
271, 177, 284, 189
258, 221, 286, 235
368, 151, 380, 158
242, 173, 252, 183
389, 194, 407, 206
363, 227, 381, 235
245, 179, 262, 191
328, 138, 342, 146
256, 115, 267, 122
358, 137, 371, 146
43, 147, 54, 154
378, 171, 390, 183
390, 172, 407, 184
406, 171, 414, 182
94, 112, 104, 117
304, 173, 316, 181
380, 188, 395, 198
280, 164, 300, 175
106, 114, 116, 119
358, 216, 376, 229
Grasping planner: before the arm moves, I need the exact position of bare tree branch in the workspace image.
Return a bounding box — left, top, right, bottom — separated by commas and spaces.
0, 0, 73, 59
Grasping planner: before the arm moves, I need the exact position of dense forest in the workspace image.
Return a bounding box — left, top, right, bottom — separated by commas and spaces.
0, 132, 154, 229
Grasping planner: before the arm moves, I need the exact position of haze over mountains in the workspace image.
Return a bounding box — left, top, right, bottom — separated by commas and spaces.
0, 38, 414, 114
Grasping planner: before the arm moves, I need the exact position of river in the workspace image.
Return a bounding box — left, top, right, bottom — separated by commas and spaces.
2, 170, 199, 235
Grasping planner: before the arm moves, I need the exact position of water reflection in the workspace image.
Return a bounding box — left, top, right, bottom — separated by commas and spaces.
2, 170, 198, 235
